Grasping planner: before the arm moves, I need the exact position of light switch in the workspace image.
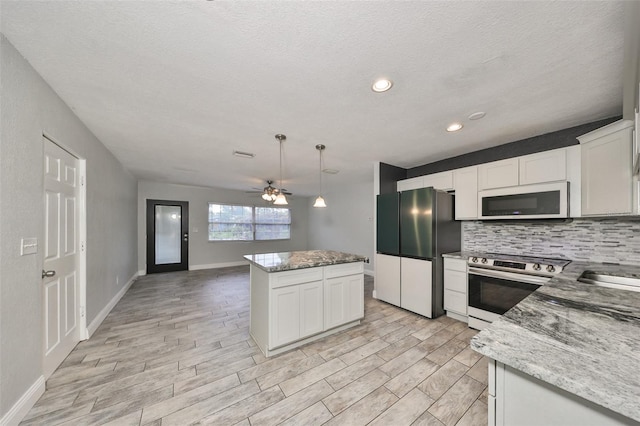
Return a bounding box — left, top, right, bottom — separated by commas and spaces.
21, 238, 38, 255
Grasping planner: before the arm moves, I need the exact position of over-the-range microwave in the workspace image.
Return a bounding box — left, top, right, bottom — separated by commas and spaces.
478, 181, 569, 220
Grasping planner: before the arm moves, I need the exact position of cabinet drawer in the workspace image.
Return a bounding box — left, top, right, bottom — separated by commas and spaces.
444, 290, 467, 315
325, 262, 364, 279
271, 268, 324, 289
444, 270, 467, 293
444, 257, 467, 273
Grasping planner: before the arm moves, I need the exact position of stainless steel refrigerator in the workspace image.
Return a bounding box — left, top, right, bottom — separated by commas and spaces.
376, 187, 460, 317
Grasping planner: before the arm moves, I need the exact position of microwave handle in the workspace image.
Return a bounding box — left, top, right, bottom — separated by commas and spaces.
468, 267, 550, 286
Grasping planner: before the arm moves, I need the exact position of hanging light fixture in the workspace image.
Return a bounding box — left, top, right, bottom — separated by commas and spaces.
313, 144, 327, 208
273, 134, 288, 205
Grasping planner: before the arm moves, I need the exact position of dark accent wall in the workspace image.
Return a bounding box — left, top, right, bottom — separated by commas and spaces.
407, 116, 620, 178
379, 162, 406, 194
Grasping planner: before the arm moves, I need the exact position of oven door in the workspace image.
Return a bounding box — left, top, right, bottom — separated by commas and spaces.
468, 267, 549, 322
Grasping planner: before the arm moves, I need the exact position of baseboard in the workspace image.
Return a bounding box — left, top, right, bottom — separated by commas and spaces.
0, 375, 45, 426
189, 260, 248, 271
364, 267, 374, 277
137, 269, 146, 277
86, 271, 137, 337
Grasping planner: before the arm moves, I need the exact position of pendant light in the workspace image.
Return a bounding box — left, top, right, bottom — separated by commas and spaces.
273, 134, 288, 205
313, 144, 327, 208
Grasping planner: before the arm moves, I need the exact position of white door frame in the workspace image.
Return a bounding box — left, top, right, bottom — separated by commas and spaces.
43, 133, 88, 340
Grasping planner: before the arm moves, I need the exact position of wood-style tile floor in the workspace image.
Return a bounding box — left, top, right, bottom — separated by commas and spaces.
22, 266, 488, 426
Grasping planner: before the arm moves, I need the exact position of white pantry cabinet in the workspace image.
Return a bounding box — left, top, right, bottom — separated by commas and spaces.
443, 257, 467, 322
489, 360, 636, 426
453, 166, 478, 219
478, 158, 519, 190
578, 120, 636, 216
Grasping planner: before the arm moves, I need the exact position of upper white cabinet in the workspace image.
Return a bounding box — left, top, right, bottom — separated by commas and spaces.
519, 149, 566, 185
423, 171, 454, 191
578, 120, 635, 216
478, 158, 519, 190
397, 176, 424, 192
453, 166, 478, 219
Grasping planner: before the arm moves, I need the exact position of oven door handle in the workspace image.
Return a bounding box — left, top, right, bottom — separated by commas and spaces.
468, 267, 550, 286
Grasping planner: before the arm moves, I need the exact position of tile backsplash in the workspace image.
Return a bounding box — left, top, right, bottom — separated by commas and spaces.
462, 217, 640, 264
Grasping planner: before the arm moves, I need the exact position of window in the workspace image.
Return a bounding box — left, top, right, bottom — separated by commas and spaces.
208, 203, 291, 241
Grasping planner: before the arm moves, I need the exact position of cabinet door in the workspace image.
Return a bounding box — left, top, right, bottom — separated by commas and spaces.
453, 166, 478, 219
519, 149, 566, 185
299, 281, 324, 338
344, 274, 364, 322
270, 286, 300, 348
324, 277, 346, 330
423, 171, 454, 191
397, 176, 424, 191
478, 158, 519, 190
400, 258, 433, 318
581, 127, 634, 215
375, 254, 401, 306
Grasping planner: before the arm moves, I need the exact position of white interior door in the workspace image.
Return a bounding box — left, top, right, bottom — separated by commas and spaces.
43, 137, 81, 378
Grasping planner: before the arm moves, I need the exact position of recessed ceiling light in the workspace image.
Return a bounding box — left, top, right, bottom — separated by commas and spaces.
233, 150, 255, 159
468, 111, 486, 120
372, 78, 393, 93
446, 122, 463, 132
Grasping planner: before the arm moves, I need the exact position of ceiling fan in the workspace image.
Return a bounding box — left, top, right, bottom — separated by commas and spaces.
247, 180, 292, 203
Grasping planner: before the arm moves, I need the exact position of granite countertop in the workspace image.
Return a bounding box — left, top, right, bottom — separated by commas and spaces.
244, 250, 367, 273
471, 260, 640, 422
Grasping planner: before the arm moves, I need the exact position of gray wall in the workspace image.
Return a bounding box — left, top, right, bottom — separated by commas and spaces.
463, 218, 640, 265
0, 35, 138, 417
137, 180, 309, 272
307, 181, 375, 274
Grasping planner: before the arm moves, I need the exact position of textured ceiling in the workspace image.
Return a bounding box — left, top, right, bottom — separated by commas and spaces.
0, 1, 624, 196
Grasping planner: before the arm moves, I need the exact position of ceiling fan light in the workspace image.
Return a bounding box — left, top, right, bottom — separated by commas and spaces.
273, 193, 288, 205
262, 193, 271, 201
313, 196, 327, 208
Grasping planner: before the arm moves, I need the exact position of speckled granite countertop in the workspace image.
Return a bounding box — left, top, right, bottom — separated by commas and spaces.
471, 260, 640, 422
244, 250, 367, 273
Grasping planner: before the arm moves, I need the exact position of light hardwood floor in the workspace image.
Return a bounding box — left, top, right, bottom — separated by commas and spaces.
22, 266, 488, 426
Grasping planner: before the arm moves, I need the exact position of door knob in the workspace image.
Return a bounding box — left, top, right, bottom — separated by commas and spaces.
42, 270, 56, 279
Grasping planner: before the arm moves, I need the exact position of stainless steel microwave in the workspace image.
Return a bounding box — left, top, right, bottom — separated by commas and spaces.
478, 182, 569, 220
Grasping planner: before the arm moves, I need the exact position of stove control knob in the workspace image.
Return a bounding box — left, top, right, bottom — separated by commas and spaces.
532, 263, 541, 271
471, 257, 478, 263
481, 258, 488, 264
546, 265, 556, 273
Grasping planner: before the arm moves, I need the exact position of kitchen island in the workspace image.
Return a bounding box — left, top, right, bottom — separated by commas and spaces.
244, 250, 367, 357
471, 260, 640, 425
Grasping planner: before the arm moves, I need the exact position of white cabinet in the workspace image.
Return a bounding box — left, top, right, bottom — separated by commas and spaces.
423, 171, 454, 191
519, 149, 566, 185
478, 158, 519, 190
578, 120, 636, 216
453, 166, 478, 219
250, 261, 364, 357
324, 274, 364, 330
397, 176, 423, 192
443, 257, 467, 321
270, 279, 323, 348
400, 257, 433, 318
489, 360, 636, 426
375, 253, 401, 305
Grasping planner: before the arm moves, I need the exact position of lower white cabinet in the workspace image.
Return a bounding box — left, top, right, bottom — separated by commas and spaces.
324, 274, 364, 330
250, 262, 364, 357
400, 257, 433, 318
443, 257, 468, 321
271, 281, 324, 347
489, 360, 637, 426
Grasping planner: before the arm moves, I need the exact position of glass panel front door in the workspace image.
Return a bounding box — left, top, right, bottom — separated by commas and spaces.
155, 205, 182, 264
